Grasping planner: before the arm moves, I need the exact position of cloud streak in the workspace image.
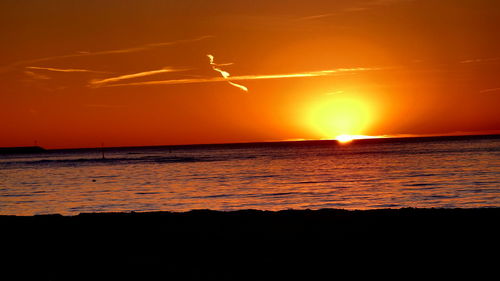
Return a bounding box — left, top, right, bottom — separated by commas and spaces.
26, 66, 106, 73
207, 54, 248, 92
84, 104, 127, 109
298, 0, 414, 21
479, 87, 500, 94
1, 35, 213, 73
24, 71, 51, 80
297, 13, 337, 21
460, 57, 500, 64
90, 67, 189, 87
96, 67, 378, 88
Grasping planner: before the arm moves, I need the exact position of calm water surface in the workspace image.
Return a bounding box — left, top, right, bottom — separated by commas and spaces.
1, 136, 499, 215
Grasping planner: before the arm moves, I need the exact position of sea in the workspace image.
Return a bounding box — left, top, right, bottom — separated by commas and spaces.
1, 135, 499, 215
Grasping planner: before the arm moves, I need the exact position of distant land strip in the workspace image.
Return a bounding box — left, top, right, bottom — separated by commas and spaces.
0, 146, 46, 154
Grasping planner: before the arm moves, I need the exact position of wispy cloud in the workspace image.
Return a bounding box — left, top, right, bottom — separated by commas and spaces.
365, 0, 414, 7
90, 67, 189, 87
460, 57, 500, 64
24, 71, 51, 80
84, 104, 126, 109
1, 35, 213, 73
325, 90, 345, 95
80, 35, 213, 57
207, 54, 248, 92
297, 13, 337, 21
26, 66, 107, 73
97, 67, 379, 88
479, 87, 500, 94
298, 0, 413, 21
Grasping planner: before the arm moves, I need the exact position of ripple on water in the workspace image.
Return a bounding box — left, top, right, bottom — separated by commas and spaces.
1, 136, 499, 215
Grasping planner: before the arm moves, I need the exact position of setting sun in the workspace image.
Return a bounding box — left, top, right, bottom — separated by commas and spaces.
306, 96, 375, 140
335, 134, 356, 143
335, 134, 383, 143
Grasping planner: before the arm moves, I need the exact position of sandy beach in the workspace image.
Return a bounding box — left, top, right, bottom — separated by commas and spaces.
2, 208, 498, 280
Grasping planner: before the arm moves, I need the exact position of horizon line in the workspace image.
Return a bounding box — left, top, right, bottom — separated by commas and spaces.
2, 132, 499, 151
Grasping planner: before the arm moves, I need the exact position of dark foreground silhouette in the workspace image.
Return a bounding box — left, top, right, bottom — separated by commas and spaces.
0, 146, 46, 154
2, 208, 498, 280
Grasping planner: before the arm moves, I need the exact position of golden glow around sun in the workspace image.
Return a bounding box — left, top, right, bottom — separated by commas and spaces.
306, 96, 377, 140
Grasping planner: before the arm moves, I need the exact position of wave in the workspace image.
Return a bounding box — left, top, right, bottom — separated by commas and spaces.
1, 139, 497, 169
1, 155, 218, 167
0, 154, 261, 168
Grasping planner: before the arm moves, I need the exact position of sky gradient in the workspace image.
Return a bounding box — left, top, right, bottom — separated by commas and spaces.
1, 0, 499, 148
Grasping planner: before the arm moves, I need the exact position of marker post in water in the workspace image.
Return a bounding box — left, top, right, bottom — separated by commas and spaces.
101, 143, 105, 160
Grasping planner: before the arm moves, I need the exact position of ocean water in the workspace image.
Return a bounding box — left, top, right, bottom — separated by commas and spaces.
1, 135, 499, 215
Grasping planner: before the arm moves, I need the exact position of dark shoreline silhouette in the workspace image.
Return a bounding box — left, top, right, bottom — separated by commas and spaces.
2, 208, 498, 280
0, 146, 46, 154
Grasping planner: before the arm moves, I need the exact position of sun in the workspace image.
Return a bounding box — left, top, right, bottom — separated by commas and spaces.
334, 134, 382, 144
335, 134, 356, 143
306, 96, 375, 140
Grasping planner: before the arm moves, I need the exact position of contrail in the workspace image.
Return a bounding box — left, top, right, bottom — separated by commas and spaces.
26, 66, 106, 73
90, 67, 189, 87
207, 54, 248, 92
97, 67, 379, 88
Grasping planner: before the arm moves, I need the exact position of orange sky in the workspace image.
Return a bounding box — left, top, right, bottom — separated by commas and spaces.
1, 0, 499, 149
